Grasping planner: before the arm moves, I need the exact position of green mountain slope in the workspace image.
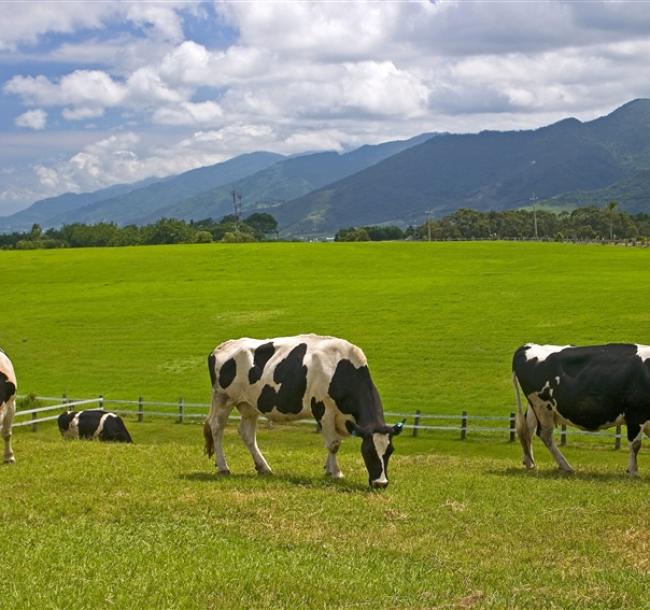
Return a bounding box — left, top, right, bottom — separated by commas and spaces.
47, 152, 285, 226
275, 99, 650, 235
141, 133, 435, 223
0, 178, 160, 231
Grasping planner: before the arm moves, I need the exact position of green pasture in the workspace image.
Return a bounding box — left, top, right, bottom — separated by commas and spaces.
2, 241, 649, 414
3, 421, 650, 609
2, 241, 650, 609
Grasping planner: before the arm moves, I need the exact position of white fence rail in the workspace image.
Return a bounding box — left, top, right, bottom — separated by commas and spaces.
13, 395, 626, 448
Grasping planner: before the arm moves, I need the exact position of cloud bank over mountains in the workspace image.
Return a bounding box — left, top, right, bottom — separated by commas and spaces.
3, 1, 650, 213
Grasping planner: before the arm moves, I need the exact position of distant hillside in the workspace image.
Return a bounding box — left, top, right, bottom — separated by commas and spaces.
140, 133, 435, 223
0, 178, 160, 231
49, 151, 285, 226
275, 99, 650, 235
539, 169, 650, 213
2, 152, 285, 230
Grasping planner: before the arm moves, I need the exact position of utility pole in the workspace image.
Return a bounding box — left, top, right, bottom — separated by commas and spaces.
426, 210, 432, 241
530, 193, 538, 239
231, 189, 242, 230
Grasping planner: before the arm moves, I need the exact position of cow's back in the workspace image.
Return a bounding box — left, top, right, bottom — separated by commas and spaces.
209, 334, 368, 418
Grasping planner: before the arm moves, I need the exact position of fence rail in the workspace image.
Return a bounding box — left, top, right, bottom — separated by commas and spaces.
13, 395, 626, 448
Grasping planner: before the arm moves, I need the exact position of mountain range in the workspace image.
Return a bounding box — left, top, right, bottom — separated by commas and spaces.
3, 99, 650, 236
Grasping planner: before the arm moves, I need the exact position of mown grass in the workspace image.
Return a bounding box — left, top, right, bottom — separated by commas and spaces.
2, 241, 650, 608
3, 421, 650, 609
2, 241, 649, 414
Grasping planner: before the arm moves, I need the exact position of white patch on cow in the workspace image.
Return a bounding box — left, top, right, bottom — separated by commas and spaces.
524, 344, 571, 363
62, 412, 80, 439
371, 433, 390, 485
636, 345, 650, 362
93, 412, 116, 439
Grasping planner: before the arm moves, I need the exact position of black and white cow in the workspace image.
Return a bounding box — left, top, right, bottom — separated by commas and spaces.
0, 349, 17, 464
204, 334, 404, 488
513, 343, 650, 475
58, 409, 133, 443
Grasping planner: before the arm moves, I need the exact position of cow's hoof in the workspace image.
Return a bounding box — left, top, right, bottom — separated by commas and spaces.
3, 456, 15, 465
558, 468, 575, 475
627, 469, 640, 478
325, 471, 344, 479
216, 469, 231, 476
256, 468, 273, 476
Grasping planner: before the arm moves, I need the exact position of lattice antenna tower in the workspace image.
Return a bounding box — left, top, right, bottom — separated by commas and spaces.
231, 189, 243, 220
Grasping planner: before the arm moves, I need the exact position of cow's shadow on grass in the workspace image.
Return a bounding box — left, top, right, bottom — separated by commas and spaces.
179, 470, 371, 492
490, 466, 648, 482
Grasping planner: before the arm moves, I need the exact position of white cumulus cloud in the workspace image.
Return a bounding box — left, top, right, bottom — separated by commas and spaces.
15, 109, 47, 130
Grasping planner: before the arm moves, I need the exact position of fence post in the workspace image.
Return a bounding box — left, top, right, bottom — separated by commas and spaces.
178, 397, 184, 424
98, 395, 104, 410
615, 424, 621, 450
62, 393, 67, 405
31, 410, 37, 433
560, 424, 567, 446
412, 410, 421, 437
460, 410, 468, 440
509, 412, 516, 442
138, 396, 144, 423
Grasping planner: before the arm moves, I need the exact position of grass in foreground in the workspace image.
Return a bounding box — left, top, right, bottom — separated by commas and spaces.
3, 420, 650, 609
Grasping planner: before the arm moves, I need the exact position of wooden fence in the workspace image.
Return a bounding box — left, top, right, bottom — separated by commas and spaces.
13, 394, 626, 448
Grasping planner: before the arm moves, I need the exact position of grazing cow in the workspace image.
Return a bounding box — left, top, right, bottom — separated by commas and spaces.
204, 334, 404, 488
513, 343, 650, 475
58, 409, 133, 443
0, 349, 17, 464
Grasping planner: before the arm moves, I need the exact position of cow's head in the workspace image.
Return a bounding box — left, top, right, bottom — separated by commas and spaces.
346, 420, 405, 488
57, 410, 75, 434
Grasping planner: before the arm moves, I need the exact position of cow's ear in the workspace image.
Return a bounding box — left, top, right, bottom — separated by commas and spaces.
345, 420, 363, 437
392, 419, 406, 436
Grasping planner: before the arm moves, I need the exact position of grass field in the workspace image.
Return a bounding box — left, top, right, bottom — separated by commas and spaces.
3, 421, 650, 609
2, 241, 649, 414
2, 241, 650, 609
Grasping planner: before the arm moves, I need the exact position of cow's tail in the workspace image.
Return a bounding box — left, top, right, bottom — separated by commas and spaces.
204, 352, 217, 458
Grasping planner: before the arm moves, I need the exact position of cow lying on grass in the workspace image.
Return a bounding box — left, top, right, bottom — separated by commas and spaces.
0, 349, 17, 464
514, 343, 650, 475
205, 334, 404, 488
58, 409, 133, 443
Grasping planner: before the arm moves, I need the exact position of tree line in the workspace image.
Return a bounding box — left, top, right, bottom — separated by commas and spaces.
0, 213, 279, 249
335, 204, 650, 242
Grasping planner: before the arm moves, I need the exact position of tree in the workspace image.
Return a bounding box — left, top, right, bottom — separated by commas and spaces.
607, 200, 618, 241
244, 212, 278, 239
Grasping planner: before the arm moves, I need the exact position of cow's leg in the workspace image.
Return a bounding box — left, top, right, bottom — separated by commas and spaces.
538, 423, 574, 473
319, 414, 344, 479
2, 396, 16, 464
627, 422, 643, 477
517, 407, 537, 469
237, 408, 272, 475
207, 392, 233, 474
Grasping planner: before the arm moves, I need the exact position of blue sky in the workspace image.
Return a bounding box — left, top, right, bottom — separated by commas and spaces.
3, 1, 650, 215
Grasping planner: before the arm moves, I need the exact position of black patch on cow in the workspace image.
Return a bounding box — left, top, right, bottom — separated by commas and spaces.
218, 358, 237, 389
208, 353, 217, 387
248, 342, 275, 384
310, 397, 325, 422
0, 372, 16, 404
513, 343, 650, 432
328, 359, 382, 424
257, 343, 308, 414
